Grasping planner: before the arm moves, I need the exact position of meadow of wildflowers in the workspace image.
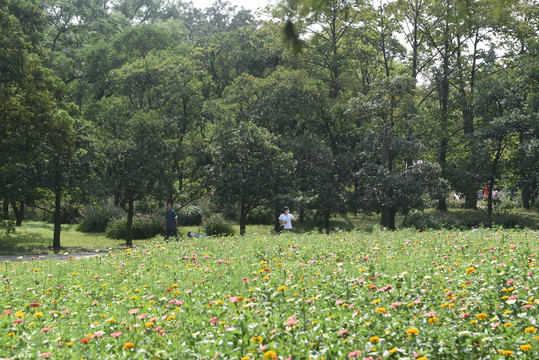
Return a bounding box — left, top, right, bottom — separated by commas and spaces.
1, 228, 537, 359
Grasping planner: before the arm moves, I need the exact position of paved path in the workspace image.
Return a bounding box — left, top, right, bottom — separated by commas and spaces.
0, 253, 102, 262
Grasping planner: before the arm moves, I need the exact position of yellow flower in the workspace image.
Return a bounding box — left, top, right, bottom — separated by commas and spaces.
524, 326, 536, 334
7, 332, 15, 337
417, 357, 428, 360
465, 267, 475, 275
375, 307, 387, 314
263, 350, 277, 358
389, 347, 398, 354
476, 313, 488, 321
470, 320, 477, 325
502, 350, 513, 356
251, 336, 263, 344
241, 357, 251, 360
428, 317, 439, 324
219, 321, 226, 325
371, 299, 381, 304
33, 312, 44, 318
504, 322, 512, 328
66, 341, 74, 347
277, 286, 286, 291
107, 317, 116, 323
369, 336, 380, 343
123, 342, 135, 349
520, 344, 531, 351
145, 322, 155, 328
167, 315, 176, 321
14, 311, 25, 318
406, 327, 419, 335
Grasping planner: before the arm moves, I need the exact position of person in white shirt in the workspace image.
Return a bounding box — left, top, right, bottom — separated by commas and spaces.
278, 206, 298, 231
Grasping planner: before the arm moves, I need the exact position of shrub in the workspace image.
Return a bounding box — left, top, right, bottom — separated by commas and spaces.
246, 206, 273, 225
402, 210, 537, 230
106, 215, 163, 240
78, 206, 123, 233
201, 214, 235, 236
0, 214, 15, 235
178, 205, 205, 226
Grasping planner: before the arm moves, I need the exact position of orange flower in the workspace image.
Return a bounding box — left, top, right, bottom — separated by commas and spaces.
406, 327, 419, 335
123, 342, 135, 349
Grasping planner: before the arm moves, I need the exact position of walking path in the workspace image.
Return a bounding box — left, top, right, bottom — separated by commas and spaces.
0, 252, 102, 262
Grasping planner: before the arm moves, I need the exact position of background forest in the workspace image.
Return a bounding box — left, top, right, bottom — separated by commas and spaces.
1, 0, 538, 249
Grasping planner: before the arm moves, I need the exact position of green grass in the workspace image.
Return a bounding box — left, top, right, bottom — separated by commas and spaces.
1, 208, 536, 256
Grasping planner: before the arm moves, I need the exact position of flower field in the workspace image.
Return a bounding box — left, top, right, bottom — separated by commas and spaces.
1, 229, 538, 359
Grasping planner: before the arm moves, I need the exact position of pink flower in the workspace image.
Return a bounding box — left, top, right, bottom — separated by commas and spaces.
523, 305, 533, 310
338, 329, 349, 336
209, 317, 218, 324
186, 289, 193, 294
40, 327, 52, 333
39, 353, 52, 358
229, 297, 239, 303
413, 298, 422, 305
390, 302, 402, 309
129, 309, 139, 315
110, 332, 122, 338
381, 285, 393, 292
348, 350, 362, 358
217, 259, 223, 264
285, 315, 298, 327
425, 311, 437, 317
506, 279, 515, 286
29, 302, 41, 308
461, 312, 470, 319
241, 277, 249, 284
137, 313, 148, 320
491, 322, 501, 328
270, 329, 277, 334
13, 319, 23, 325
335, 300, 344, 305
4, 309, 12, 315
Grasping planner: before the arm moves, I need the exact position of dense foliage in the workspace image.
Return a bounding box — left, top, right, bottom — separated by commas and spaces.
1, 0, 538, 247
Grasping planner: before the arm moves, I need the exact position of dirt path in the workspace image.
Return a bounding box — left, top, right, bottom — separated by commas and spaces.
0, 252, 102, 262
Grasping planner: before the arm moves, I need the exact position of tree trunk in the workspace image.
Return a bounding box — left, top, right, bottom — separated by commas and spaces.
126, 198, 134, 247
11, 202, 22, 226
53, 188, 62, 252
324, 210, 330, 233
3, 200, 8, 217
521, 189, 531, 209
487, 183, 494, 218
239, 200, 247, 236
20, 201, 25, 221
274, 207, 281, 233
381, 207, 396, 230
464, 187, 477, 210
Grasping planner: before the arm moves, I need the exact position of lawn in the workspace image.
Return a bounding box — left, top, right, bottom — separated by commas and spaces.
0, 228, 537, 359
0, 213, 386, 256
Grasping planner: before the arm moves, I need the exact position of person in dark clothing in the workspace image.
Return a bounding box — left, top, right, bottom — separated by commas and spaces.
163, 203, 178, 242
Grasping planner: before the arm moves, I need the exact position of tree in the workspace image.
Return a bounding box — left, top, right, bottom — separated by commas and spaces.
93, 100, 171, 246
349, 76, 442, 229
204, 121, 292, 235
0, 0, 71, 229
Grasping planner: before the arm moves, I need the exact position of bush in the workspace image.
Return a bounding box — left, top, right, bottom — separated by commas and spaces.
402, 210, 538, 230
78, 206, 123, 233
106, 215, 163, 240
0, 214, 15, 235
246, 206, 273, 225
201, 214, 235, 236
178, 205, 205, 226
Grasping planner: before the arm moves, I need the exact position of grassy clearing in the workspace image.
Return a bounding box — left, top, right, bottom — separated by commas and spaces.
1, 208, 535, 256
